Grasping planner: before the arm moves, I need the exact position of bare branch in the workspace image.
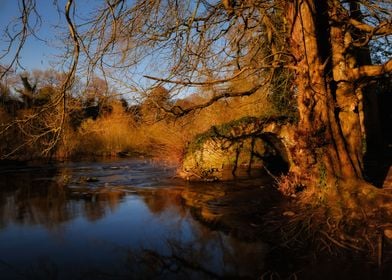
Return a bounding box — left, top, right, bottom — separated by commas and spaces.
348, 18, 392, 36
168, 84, 263, 117
144, 64, 296, 87
144, 67, 251, 86
349, 58, 392, 80
0, 0, 30, 78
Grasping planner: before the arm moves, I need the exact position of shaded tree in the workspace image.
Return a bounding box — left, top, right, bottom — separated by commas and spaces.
17, 74, 37, 108
0, 81, 24, 115
0, 69, 71, 159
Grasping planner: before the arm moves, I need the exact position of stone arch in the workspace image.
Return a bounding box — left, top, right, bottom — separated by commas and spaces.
179, 116, 295, 181
258, 133, 291, 175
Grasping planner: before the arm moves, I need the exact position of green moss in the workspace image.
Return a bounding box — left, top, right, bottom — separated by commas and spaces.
268, 68, 298, 121
187, 115, 292, 155
362, 137, 367, 155
318, 162, 327, 188
182, 115, 293, 179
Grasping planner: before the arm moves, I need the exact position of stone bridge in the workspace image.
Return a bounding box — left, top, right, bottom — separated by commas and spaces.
178, 116, 296, 181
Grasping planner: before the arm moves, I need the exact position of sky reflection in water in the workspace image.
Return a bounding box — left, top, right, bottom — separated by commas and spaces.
0, 159, 271, 279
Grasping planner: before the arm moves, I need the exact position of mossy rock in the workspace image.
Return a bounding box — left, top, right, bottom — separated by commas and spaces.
180, 116, 290, 181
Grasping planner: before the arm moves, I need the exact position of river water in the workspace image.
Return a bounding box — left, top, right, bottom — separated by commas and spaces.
0, 158, 285, 279
0, 158, 390, 280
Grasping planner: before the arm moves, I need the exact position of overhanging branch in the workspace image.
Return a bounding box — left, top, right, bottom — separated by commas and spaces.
168, 84, 263, 117
144, 67, 251, 86
349, 59, 392, 80
144, 64, 296, 87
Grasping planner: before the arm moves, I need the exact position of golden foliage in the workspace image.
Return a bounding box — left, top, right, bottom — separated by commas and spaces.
56, 84, 279, 162
0, 74, 278, 161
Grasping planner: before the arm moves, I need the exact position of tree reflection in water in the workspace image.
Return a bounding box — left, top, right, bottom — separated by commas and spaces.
1, 159, 389, 279
0, 167, 127, 228
0, 159, 276, 279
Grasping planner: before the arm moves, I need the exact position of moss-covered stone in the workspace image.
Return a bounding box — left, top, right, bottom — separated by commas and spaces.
179, 116, 293, 181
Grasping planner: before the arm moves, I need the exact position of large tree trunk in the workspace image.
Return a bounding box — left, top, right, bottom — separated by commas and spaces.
284, 0, 363, 195
329, 1, 365, 177
346, 1, 385, 186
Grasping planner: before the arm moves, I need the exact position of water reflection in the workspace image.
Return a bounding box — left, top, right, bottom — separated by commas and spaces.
0, 159, 278, 279
2, 159, 391, 279
0, 166, 70, 229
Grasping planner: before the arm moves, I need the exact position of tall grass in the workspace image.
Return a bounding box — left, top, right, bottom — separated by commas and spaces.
129, 87, 278, 163
1, 84, 279, 162
58, 101, 138, 158
69, 87, 276, 162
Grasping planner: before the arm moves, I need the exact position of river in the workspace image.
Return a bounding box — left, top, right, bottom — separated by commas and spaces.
0, 158, 284, 279
0, 158, 389, 279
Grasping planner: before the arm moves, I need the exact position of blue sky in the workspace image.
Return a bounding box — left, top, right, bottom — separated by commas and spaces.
0, 1, 151, 87
0, 0, 103, 72
0, 0, 196, 99
0, 1, 66, 71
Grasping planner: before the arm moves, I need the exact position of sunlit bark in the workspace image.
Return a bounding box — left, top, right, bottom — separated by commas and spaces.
281, 0, 391, 193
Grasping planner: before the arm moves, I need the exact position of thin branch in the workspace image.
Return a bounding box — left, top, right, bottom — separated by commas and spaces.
0, 0, 30, 78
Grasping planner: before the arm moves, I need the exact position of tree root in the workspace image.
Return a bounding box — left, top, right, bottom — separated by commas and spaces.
265, 186, 391, 266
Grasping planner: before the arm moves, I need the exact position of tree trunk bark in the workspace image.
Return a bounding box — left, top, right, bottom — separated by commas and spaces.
329, 1, 364, 177
284, 0, 363, 194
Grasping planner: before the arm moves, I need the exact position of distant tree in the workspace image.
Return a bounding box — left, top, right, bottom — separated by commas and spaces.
141, 86, 170, 124
0, 82, 11, 103
0, 69, 72, 158
120, 98, 129, 111
14, 74, 56, 107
